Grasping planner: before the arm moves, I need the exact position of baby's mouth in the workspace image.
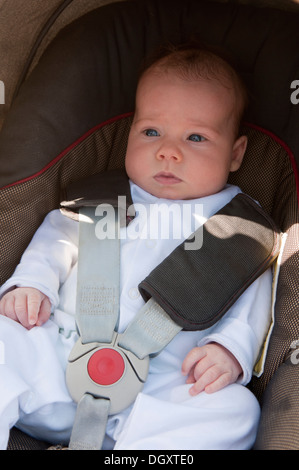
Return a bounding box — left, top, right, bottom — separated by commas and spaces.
154, 172, 182, 185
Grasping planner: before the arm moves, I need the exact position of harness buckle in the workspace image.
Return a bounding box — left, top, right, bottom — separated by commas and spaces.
66, 332, 150, 414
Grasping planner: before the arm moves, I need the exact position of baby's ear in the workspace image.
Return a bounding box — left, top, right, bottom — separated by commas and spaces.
230, 135, 247, 172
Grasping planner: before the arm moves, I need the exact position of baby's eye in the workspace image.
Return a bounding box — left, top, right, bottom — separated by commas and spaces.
188, 134, 206, 142
143, 129, 160, 137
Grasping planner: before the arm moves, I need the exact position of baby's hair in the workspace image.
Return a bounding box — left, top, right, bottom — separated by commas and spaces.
139, 42, 248, 136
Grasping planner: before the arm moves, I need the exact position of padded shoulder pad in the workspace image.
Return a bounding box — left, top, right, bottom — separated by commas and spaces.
60, 169, 134, 226
139, 194, 281, 331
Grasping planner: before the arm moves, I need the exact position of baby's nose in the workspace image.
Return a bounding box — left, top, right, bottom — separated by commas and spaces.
156, 142, 183, 162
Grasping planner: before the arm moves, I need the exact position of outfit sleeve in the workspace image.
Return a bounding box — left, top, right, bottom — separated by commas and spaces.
0, 210, 79, 309
197, 267, 273, 385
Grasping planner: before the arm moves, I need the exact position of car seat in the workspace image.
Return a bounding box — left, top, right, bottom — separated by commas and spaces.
1, 0, 298, 450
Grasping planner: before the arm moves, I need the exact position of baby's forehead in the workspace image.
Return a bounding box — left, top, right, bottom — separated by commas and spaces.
137, 67, 238, 109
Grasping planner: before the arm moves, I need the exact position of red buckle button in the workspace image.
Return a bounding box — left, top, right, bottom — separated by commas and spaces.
87, 348, 125, 386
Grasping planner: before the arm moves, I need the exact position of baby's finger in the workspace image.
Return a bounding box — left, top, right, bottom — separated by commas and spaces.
36, 297, 52, 326
189, 366, 220, 396
181, 347, 207, 375
14, 293, 33, 327
27, 293, 42, 325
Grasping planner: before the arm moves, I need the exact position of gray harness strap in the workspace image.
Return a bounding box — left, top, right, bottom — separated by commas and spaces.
69, 394, 110, 450
75, 206, 120, 344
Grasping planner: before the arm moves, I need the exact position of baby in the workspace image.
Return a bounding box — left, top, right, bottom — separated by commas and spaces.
0, 44, 272, 449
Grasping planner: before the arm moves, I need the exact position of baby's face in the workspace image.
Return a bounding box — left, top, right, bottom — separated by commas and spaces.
125, 69, 247, 200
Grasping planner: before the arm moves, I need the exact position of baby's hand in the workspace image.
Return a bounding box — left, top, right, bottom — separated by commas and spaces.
0, 287, 51, 329
182, 343, 242, 396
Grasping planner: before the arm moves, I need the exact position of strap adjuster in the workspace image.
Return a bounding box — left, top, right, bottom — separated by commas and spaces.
66, 332, 149, 415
